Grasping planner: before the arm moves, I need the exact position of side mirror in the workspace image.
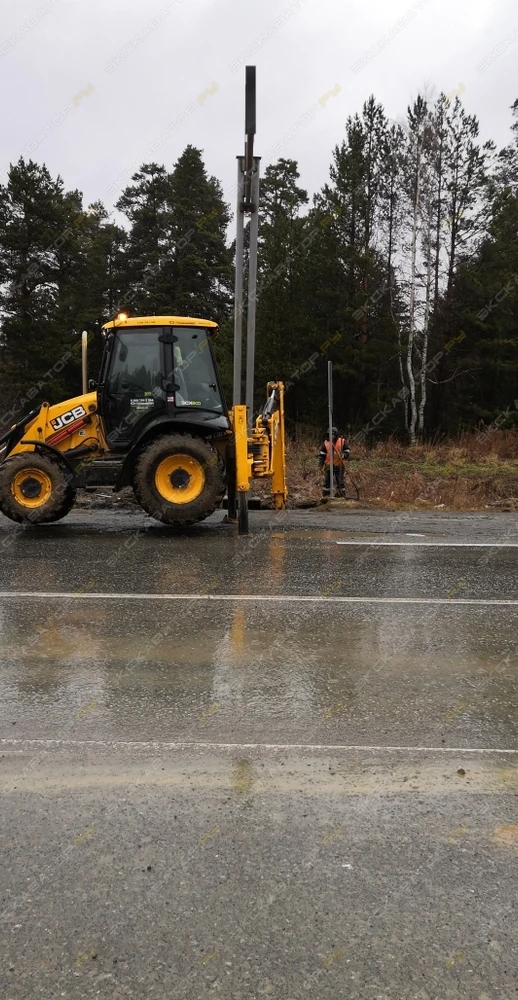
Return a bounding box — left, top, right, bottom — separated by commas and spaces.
88, 379, 97, 390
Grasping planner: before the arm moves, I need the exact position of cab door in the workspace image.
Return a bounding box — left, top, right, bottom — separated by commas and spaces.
102, 328, 166, 451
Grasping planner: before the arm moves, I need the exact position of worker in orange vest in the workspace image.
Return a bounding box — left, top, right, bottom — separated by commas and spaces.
318, 427, 350, 497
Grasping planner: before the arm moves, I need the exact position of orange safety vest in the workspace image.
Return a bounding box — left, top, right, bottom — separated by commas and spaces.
324, 438, 346, 466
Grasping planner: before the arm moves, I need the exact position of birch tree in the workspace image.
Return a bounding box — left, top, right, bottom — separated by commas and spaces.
401, 97, 430, 443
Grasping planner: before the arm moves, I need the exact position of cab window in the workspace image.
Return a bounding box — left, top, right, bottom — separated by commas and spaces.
108, 331, 162, 397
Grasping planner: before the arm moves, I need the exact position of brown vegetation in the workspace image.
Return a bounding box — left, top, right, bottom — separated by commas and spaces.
280, 430, 518, 511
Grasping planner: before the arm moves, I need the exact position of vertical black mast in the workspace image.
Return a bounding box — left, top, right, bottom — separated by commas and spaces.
232, 65, 260, 420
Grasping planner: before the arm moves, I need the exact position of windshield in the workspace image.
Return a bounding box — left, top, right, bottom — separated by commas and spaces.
172, 327, 223, 413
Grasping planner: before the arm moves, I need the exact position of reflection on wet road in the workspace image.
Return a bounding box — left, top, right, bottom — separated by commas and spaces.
1, 600, 517, 748
1, 516, 518, 598
1, 506, 518, 602
1, 509, 517, 999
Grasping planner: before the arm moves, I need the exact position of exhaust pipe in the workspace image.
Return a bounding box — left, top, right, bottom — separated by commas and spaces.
81, 330, 88, 394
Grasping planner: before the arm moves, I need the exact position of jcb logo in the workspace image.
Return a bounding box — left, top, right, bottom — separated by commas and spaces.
50, 405, 86, 431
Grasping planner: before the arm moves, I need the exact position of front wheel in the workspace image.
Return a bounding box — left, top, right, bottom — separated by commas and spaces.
132, 433, 225, 526
0, 452, 76, 524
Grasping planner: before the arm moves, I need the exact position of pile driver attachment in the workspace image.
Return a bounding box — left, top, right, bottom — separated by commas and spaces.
231, 383, 287, 503
229, 381, 288, 532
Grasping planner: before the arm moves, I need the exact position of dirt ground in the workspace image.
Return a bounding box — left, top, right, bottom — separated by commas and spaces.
281, 430, 518, 512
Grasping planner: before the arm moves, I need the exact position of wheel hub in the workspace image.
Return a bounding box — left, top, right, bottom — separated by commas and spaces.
170, 468, 191, 490
20, 476, 43, 499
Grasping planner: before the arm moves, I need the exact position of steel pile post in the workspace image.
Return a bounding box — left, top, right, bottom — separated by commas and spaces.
245, 157, 260, 429
233, 159, 245, 407
232, 66, 258, 534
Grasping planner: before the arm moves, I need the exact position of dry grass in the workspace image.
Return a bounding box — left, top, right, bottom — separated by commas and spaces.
281, 430, 518, 511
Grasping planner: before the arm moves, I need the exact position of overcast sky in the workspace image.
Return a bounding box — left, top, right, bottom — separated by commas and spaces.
1, 0, 517, 218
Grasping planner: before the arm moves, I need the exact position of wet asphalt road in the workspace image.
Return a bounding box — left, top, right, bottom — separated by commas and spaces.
1, 507, 518, 999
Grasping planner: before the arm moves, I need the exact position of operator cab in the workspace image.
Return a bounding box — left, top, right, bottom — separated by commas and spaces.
98, 316, 229, 450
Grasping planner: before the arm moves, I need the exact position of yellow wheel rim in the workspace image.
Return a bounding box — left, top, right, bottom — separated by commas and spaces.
11, 468, 53, 509
154, 454, 206, 505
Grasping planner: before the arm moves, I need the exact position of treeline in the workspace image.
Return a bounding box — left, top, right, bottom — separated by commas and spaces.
1, 93, 517, 442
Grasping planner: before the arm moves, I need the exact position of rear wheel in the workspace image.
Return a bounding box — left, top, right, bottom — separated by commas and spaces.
132, 433, 225, 526
0, 452, 76, 524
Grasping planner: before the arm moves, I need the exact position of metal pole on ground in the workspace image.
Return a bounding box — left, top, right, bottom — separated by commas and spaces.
245, 157, 260, 430
232, 158, 245, 408
232, 65, 258, 535
328, 361, 334, 499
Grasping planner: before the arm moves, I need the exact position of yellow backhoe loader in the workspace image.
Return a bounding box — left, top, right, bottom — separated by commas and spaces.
0, 314, 286, 532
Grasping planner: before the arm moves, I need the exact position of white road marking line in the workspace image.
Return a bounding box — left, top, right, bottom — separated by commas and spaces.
1, 738, 517, 754
336, 540, 518, 547
0, 592, 516, 605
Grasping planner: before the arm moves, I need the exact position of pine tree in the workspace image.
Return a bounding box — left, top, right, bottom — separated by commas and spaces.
0, 159, 86, 417
167, 145, 233, 321
492, 100, 518, 196
443, 188, 518, 431
66, 201, 127, 378
311, 100, 402, 437
380, 122, 408, 430
116, 163, 171, 314
114, 148, 233, 326
254, 158, 308, 411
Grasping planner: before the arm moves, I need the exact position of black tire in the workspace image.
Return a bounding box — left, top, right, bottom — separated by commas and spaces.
132, 433, 226, 526
0, 452, 76, 524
